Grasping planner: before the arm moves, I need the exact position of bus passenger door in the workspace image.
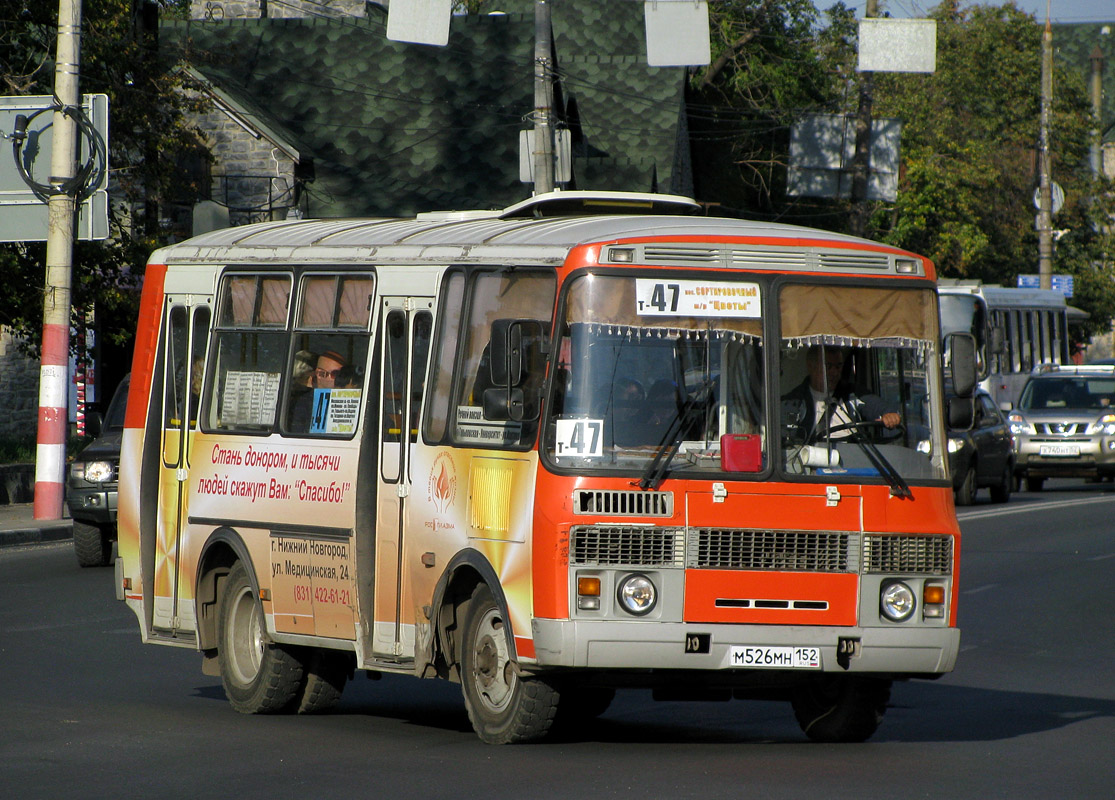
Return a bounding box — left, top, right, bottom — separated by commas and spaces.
152, 299, 212, 632
372, 297, 433, 658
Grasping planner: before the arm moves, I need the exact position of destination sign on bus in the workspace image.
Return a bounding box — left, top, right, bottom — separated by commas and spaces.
635, 279, 761, 317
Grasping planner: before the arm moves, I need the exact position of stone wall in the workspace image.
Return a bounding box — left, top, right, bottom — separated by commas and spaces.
0, 329, 40, 442
191, 0, 368, 20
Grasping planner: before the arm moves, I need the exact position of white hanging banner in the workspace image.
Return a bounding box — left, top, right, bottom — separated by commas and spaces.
858, 19, 937, 73
387, 0, 453, 47
644, 1, 711, 67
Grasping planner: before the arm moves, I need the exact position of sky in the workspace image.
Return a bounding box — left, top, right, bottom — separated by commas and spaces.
837, 0, 1115, 23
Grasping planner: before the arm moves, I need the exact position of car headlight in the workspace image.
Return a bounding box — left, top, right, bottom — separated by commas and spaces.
947, 437, 964, 453
616, 573, 657, 616
1087, 414, 1115, 435
880, 580, 916, 622
73, 460, 114, 483
1007, 412, 1034, 435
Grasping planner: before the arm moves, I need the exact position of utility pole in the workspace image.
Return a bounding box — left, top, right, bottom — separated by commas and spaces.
34, 0, 82, 520
1037, 5, 1053, 291
532, 0, 554, 194
849, 0, 878, 238
1090, 45, 1105, 179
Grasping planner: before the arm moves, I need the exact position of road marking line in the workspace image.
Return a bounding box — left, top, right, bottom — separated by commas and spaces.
957, 494, 1115, 520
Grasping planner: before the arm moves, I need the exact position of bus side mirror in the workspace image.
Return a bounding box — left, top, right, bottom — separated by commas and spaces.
948, 396, 975, 430
489, 318, 547, 388
485, 318, 547, 422
948, 332, 978, 398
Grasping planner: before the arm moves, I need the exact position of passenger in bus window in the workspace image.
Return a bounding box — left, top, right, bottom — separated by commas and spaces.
335, 364, 362, 389
287, 350, 316, 432
314, 350, 346, 388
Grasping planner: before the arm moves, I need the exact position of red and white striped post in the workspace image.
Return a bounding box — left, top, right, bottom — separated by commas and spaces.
33, 0, 83, 520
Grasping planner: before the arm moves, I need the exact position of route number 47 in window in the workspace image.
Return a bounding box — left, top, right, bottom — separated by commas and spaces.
637, 281, 680, 314
555, 419, 604, 458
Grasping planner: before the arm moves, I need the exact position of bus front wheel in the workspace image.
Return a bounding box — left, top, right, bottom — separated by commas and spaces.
460, 583, 558, 744
791, 675, 891, 743
218, 561, 304, 714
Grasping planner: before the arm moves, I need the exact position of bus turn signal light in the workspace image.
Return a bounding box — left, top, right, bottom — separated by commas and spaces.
577, 576, 601, 611
923, 583, 946, 618
578, 577, 601, 596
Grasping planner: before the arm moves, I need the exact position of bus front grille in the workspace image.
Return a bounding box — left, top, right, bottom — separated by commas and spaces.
572, 489, 673, 517
570, 525, 686, 567
863, 534, 953, 575
689, 529, 851, 572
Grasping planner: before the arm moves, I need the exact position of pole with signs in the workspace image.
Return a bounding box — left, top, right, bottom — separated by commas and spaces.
1037, 4, 1054, 292
34, 0, 82, 520
532, 0, 555, 195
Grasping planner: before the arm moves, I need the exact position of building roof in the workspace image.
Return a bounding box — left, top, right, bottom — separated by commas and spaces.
161, 3, 689, 218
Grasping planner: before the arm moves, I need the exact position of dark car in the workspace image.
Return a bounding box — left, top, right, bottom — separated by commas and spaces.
948, 390, 1014, 505
67, 375, 128, 567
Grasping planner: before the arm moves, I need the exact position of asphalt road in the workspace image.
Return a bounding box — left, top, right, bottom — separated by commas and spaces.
1, 481, 1113, 799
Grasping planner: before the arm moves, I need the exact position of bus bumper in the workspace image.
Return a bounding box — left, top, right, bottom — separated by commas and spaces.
530, 619, 959, 676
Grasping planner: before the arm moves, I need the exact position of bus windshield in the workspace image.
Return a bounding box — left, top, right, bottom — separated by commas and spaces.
544, 275, 946, 484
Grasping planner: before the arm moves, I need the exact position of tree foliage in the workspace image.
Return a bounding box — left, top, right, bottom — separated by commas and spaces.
689, 0, 853, 219
0, 0, 206, 360
869, 0, 1112, 337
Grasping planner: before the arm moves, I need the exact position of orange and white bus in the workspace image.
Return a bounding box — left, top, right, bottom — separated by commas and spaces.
116, 191, 975, 744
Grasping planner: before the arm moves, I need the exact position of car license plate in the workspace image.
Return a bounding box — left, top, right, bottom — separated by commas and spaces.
729, 646, 821, 669
1039, 444, 1080, 457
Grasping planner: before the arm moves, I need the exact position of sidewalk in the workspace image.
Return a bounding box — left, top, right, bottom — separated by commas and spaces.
0, 503, 73, 548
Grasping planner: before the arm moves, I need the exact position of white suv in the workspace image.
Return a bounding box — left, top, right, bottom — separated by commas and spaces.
1009, 365, 1115, 491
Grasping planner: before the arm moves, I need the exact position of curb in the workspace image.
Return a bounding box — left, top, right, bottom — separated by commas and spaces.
0, 522, 73, 549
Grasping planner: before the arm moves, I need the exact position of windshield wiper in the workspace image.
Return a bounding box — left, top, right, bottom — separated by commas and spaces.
828, 399, 912, 499
638, 379, 714, 491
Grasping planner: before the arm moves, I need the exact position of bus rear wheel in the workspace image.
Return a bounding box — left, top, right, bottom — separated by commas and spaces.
791, 675, 891, 743
460, 584, 558, 744
289, 648, 350, 714
218, 562, 304, 714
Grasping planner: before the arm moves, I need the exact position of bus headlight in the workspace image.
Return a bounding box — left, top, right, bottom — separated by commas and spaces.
616, 573, 657, 616
880, 580, 916, 622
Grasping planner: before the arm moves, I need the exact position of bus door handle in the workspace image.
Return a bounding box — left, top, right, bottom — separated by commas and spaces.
397, 484, 409, 498
176, 468, 188, 482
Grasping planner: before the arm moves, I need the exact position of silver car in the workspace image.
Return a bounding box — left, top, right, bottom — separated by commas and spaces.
1008, 366, 1115, 491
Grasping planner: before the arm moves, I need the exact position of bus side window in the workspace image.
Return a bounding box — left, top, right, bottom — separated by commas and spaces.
206, 274, 291, 433
283, 273, 374, 438
446, 270, 555, 448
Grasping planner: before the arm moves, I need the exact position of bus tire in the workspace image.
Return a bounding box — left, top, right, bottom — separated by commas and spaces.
460, 583, 558, 744
291, 648, 350, 714
218, 561, 304, 714
73, 520, 112, 567
791, 675, 890, 743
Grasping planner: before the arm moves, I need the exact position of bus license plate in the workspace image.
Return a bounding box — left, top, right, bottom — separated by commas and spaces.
1039, 444, 1080, 457
730, 646, 821, 669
